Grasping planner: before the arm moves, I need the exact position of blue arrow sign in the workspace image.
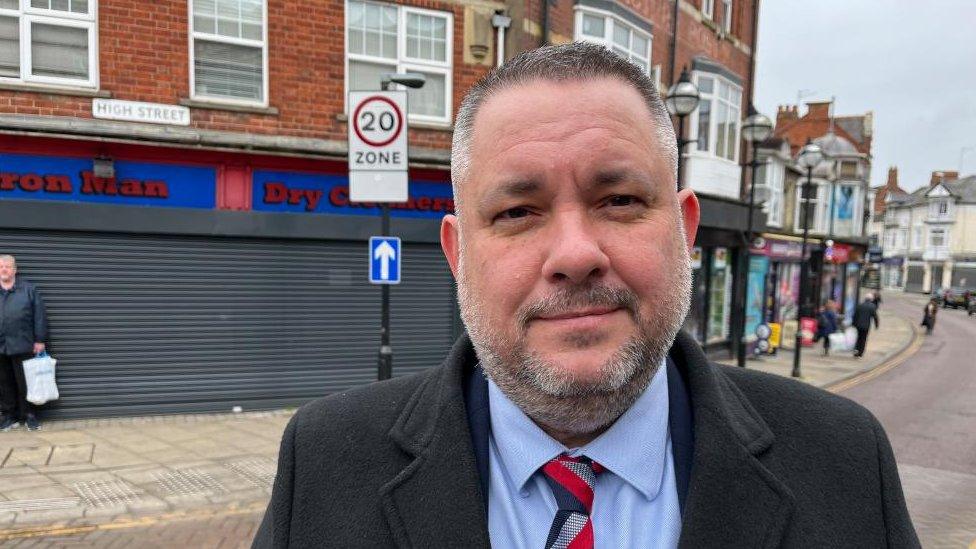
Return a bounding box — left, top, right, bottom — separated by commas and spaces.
369, 236, 401, 284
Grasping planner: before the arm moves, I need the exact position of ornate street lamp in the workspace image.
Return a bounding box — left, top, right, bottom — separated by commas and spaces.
665, 68, 700, 192
735, 106, 774, 368
792, 139, 825, 378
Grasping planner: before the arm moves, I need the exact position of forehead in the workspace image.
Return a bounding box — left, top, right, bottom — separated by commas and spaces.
465, 77, 666, 191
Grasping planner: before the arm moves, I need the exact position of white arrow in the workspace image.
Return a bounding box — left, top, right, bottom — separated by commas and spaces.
374, 240, 397, 280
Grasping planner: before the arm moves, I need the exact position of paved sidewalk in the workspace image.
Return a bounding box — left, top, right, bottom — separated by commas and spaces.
718, 300, 920, 389
0, 410, 291, 540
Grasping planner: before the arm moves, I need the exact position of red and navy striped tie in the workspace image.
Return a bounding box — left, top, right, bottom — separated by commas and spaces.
541, 454, 604, 549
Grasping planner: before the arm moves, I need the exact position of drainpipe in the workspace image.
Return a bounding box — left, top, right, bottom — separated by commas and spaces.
492, 12, 512, 67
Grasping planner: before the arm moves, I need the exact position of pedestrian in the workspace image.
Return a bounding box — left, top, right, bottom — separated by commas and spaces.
851, 294, 880, 358
921, 298, 938, 335
815, 300, 839, 356
254, 43, 918, 548
0, 254, 48, 432
872, 291, 882, 310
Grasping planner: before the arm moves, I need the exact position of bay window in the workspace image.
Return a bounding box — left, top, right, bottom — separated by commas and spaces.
692, 73, 741, 162
575, 7, 652, 75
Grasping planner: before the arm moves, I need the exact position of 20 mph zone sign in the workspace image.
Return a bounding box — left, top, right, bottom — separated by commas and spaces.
348, 90, 409, 202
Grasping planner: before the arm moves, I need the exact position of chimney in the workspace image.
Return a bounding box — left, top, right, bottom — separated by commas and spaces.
930, 170, 960, 187
776, 104, 798, 128
805, 101, 831, 120
886, 167, 898, 189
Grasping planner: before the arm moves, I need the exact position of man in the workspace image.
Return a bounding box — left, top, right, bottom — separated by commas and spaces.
0, 254, 48, 432
254, 43, 917, 548
852, 294, 881, 358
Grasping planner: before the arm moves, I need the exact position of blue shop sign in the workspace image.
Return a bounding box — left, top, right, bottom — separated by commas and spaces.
252, 170, 453, 219
0, 153, 216, 209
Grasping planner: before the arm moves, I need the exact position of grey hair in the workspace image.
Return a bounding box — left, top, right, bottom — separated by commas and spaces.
0, 254, 15, 267
450, 41, 678, 214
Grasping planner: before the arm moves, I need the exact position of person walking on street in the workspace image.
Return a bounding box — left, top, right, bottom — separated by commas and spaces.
0, 255, 48, 432
815, 301, 839, 356
871, 292, 882, 310
922, 298, 939, 335
851, 294, 880, 358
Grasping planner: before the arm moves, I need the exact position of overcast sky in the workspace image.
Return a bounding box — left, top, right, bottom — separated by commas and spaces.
754, 1, 976, 191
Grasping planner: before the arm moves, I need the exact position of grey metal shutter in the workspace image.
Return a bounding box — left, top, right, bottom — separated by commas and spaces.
951, 267, 976, 288
905, 265, 924, 293
0, 228, 457, 418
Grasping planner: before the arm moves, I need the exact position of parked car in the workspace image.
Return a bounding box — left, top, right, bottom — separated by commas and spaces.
943, 287, 975, 309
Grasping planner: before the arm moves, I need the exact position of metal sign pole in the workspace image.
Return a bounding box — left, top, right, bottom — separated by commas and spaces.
379, 204, 392, 380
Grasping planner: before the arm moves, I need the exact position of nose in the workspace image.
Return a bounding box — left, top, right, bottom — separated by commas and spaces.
540, 210, 610, 285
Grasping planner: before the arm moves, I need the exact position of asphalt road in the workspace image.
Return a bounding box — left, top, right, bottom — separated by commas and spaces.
840, 291, 976, 548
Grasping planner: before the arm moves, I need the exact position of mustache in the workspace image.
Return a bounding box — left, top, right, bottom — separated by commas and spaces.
516, 285, 640, 329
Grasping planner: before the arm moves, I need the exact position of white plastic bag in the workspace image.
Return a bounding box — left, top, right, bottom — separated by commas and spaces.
844, 326, 858, 349
828, 332, 850, 352
23, 352, 59, 405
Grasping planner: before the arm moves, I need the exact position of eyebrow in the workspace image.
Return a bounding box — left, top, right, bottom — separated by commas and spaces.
591, 168, 656, 193
478, 179, 542, 211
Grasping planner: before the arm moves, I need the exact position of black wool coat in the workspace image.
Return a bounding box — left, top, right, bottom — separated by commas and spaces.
0, 279, 48, 355
253, 331, 919, 548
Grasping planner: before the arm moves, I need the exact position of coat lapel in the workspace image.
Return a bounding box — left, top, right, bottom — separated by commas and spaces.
671, 332, 796, 548
378, 336, 490, 549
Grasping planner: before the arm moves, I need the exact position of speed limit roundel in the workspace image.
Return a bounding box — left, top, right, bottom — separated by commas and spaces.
353, 95, 404, 148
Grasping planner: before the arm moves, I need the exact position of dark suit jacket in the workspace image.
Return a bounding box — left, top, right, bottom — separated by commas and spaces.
853, 301, 880, 332
0, 279, 48, 356
253, 332, 919, 548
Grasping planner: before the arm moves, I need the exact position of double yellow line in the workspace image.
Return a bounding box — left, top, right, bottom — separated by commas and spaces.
827, 324, 924, 394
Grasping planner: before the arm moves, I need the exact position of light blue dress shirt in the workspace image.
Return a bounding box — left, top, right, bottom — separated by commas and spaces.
487, 360, 681, 548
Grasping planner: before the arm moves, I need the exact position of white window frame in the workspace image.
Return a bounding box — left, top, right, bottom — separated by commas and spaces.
794, 180, 829, 233
690, 71, 741, 163
0, 0, 98, 88
929, 228, 948, 248
574, 6, 652, 75
911, 224, 923, 249
344, 0, 453, 126
188, 0, 269, 108
722, 0, 732, 33
702, 0, 714, 20
759, 158, 784, 227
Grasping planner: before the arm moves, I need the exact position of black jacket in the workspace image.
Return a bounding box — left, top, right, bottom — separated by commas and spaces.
852, 301, 881, 332
0, 279, 48, 355
254, 332, 919, 548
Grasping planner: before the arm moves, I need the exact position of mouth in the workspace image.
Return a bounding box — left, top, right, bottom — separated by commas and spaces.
534, 306, 621, 321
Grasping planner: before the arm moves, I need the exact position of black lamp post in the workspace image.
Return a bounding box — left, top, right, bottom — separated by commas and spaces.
734, 106, 774, 368
375, 72, 425, 381
792, 139, 824, 378
665, 68, 700, 192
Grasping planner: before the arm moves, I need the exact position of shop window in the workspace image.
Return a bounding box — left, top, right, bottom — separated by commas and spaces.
706, 247, 731, 343
191, 0, 267, 105
0, 0, 96, 87
692, 72, 741, 162
575, 7, 651, 75
346, 0, 453, 125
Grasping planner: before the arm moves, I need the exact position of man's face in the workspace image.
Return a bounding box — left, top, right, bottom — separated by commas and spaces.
0, 260, 15, 283
441, 77, 700, 434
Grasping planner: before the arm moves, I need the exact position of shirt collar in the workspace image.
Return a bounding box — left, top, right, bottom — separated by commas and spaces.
488, 358, 670, 501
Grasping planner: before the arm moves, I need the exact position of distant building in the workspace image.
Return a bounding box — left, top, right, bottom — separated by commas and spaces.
883, 171, 976, 292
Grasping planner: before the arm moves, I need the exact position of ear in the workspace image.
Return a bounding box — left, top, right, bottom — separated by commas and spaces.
440, 214, 461, 279
677, 188, 700, 250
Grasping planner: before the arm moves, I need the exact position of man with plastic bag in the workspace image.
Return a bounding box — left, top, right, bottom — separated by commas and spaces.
0, 254, 49, 432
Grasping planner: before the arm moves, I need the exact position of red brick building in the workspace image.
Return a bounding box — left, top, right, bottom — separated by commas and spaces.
0, 0, 760, 418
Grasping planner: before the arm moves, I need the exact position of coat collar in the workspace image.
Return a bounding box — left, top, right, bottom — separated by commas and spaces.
380, 332, 795, 548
